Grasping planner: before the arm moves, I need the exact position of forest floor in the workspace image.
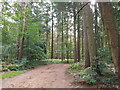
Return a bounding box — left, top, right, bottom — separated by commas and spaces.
2, 64, 97, 88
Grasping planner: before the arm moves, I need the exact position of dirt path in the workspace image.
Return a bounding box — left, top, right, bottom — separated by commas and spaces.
2, 64, 75, 88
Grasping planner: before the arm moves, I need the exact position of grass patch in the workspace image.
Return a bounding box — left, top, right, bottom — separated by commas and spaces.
0, 71, 24, 79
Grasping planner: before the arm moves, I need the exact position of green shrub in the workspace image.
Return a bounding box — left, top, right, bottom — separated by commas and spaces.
2, 59, 30, 71
68, 63, 116, 87
73, 67, 98, 84
94, 47, 113, 74
68, 63, 84, 71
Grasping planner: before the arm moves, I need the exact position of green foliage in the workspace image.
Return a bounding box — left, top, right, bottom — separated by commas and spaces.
2, 59, 73, 71
24, 43, 46, 60
94, 47, 113, 75
68, 62, 116, 87
112, 2, 120, 31
71, 67, 98, 84
1, 71, 24, 79
100, 76, 116, 87
2, 59, 29, 71
68, 63, 84, 71
2, 2, 48, 67
97, 47, 112, 63
2, 44, 18, 62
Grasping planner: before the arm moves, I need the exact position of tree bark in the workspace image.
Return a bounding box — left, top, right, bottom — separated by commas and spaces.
77, 14, 80, 62
66, 15, 69, 62
81, 21, 84, 60
61, 12, 64, 61
99, 2, 120, 89
84, 4, 97, 69
95, 3, 100, 49
46, 11, 49, 57
18, 2, 28, 60
51, 5, 54, 59
56, 27, 59, 59
73, 3, 77, 63
69, 31, 72, 59
83, 7, 90, 68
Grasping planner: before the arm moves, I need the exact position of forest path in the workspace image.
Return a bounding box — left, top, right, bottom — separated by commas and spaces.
2, 64, 75, 88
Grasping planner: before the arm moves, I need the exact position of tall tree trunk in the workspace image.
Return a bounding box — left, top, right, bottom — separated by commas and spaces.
61, 12, 64, 61
99, 2, 120, 88
18, 2, 28, 60
81, 22, 84, 60
51, 5, 54, 59
66, 15, 69, 63
77, 14, 80, 62
69, 33, 72, 59
56, 28, 59, 59
73, 4, 77, 63
83, 8, 90, 68
46, 14, 49, 57
85, 4, 97, 69
94, 3, 101, 75
98, 3, 108, 48
95, 3, 100, 49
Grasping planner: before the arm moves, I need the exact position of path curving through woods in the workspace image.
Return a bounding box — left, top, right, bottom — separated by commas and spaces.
2, 64, 75, 88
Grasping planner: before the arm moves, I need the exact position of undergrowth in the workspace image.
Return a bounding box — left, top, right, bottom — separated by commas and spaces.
2, 59, 73, 71
67, 63, 117, 88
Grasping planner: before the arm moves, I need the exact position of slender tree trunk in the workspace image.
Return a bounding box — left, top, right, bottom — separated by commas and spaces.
46, 16, 49, 57
18, 2, 28, 60
56, 28, 59, 59
77, 14, 80, 62
46, 33, 48, 55
69, 33, 72, 59
73, 4, 77, 63
99, 2, 120, 89
61, 12, 64, 61
81, 22, 84, 60
51, 5, 54, 59
66, 16, 69, 63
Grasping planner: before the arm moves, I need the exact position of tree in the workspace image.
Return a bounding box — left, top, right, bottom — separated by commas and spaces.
66, 13, 69, 62
51, 3, 54, 59
61, 12, 64, 61
73, 3, 77, 63
85, 4, 97, 67
18, 2, 28, 60
83, 6, 90, 68
94, 3, 100, 49
84, 3, 101, 75
77, 13, 81, 62
99, 2, 120, 88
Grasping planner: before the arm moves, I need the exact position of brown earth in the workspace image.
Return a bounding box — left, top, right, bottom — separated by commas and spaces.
2, 64, 98, 88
